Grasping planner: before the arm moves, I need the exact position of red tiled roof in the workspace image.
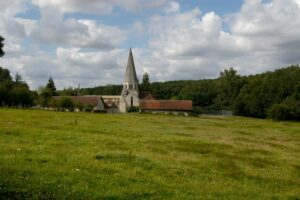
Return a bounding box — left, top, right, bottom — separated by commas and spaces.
53, 96, 99, 106
139, 100, 193, 111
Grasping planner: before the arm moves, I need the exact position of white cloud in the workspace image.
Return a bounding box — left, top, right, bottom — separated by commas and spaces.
29, 7, 126, 49
0, 0, 29, 16
141, 0, 300, 82
31, 0, 169, 14
32, 0, 113, 15
227, 0, 300, 71
2, 0, 300, 89
0, 48, 131, 89
164, 1, 180, 14
144, 9, 244, 81
0, 2, 28, 56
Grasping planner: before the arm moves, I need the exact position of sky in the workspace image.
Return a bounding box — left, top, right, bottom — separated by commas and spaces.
1, 0, 300, 90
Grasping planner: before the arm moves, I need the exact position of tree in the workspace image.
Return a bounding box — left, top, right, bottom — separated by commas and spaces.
140, 73, 150, 91
14, 73, 23, 84
234, 66, 300, 118
0, 67, 12, 106
0, 67, 33, 107
38, 86, 53, 107
0, 67, 12, 83
214, 67, 243, 109
0, 36, 4, 57
58, 97, 75, 111
46, 77, 56, 96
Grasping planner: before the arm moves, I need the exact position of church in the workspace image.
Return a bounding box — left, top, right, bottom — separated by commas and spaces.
54, 49, 193, 115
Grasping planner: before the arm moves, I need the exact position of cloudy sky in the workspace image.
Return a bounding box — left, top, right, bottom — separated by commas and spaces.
1, 0, 300, 89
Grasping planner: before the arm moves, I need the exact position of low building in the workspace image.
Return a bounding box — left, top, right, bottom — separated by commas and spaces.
52, 95, 118, 113
139, 100, 193, 116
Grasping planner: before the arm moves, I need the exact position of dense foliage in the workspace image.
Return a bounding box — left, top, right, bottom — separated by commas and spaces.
0, 36, 4, 57
140, 73, 150, 91
73, 84, 122, 96
233, 66, 300, 120
0, 68, 34, 107
58, 96, 75, 111
38, 77, 58, 107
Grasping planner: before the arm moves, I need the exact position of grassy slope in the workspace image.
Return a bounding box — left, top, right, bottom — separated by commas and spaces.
0, 109, 300, 199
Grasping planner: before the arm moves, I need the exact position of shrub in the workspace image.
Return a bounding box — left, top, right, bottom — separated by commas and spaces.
92, 109, 106, 113
268, 103, 291, 121
191, 106, 202, 116
127, 106, 139, 113
75, 102, 84, 111
58, 97, 75, 112
84, 104, 94, 112
268, 96, 300, 121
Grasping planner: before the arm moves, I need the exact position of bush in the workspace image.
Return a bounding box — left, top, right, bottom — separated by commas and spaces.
75, 102, 84, 111
58, 97, 75, 112
191, 106, 202, 116
268, 97, 300, 121
92, 109, 106, 113
84, 104, 94, 112
127, 106, 139, 113
268, 103, 291, 121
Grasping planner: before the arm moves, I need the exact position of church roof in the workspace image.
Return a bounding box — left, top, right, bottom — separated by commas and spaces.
139, 100, 193, 111
124, 48, 139, 83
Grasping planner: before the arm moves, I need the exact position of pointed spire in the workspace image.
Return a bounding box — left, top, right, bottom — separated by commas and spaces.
124, 48, 139, 83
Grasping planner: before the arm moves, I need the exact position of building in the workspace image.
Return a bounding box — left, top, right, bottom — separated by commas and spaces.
119, 48, 140, 112
139, 100, 193, 116
53, 48, 193, 114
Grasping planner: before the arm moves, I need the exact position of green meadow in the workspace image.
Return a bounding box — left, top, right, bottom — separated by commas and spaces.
0, 109, 300, 199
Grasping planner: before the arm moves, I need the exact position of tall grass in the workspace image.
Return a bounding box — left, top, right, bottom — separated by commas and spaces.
0, 109, 300, 199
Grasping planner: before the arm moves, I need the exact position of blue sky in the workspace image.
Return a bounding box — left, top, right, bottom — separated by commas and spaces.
1, 0, 300, 89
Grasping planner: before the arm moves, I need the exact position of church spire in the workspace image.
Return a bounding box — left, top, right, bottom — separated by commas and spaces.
120, 48, 140, 113
124, 48, 139, 84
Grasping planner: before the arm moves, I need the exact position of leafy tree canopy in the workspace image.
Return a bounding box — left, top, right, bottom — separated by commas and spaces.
46, 77, 56, 96
0, 67, 12, 84
140, 72, 150, 91
0, 36, 4, 57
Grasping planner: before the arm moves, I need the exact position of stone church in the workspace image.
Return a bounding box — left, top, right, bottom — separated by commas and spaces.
119, 48, 140, 112
99, 48, 148, 113
53, 49, 192, 114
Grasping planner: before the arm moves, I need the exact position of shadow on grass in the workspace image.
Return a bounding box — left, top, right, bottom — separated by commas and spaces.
174, 140, 233, 155
95, 153, 158, 171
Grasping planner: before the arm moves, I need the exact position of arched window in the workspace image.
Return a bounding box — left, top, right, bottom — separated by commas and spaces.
131, 96, 133, 106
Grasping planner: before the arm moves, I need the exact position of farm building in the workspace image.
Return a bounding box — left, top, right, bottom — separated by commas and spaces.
139, 100, 193, 116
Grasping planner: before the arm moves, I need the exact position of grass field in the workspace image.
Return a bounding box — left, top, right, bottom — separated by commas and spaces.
0, 109, 300, 199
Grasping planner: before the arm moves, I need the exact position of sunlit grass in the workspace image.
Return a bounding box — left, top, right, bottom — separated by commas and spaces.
0, 108, 300, 199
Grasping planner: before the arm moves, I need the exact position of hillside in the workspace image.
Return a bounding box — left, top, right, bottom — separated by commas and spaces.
0, 109, 300, 199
